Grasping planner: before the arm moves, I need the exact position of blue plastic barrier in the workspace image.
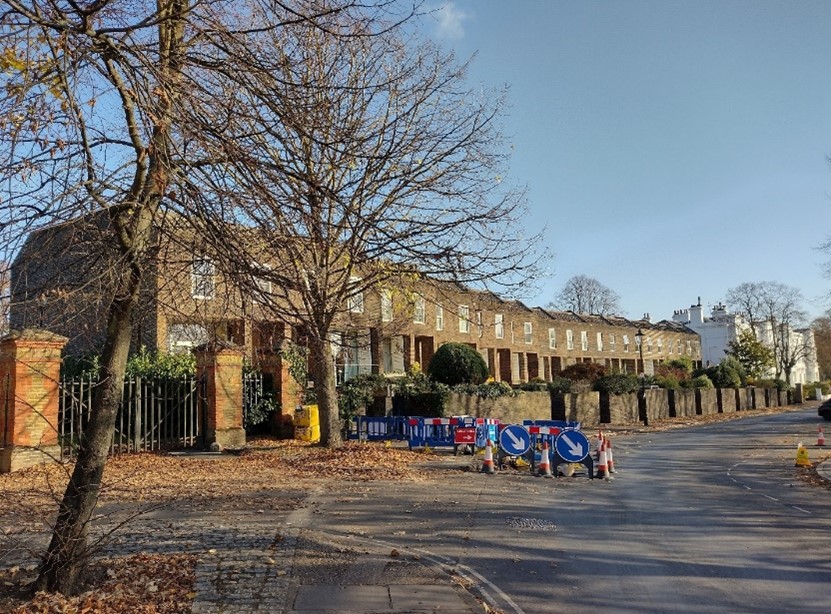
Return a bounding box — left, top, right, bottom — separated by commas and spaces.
348, 416, 410, 441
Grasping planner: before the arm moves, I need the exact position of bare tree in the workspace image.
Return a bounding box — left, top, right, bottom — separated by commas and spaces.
550, 275, 620, 316
726, 282, 765, 339
175, 17, 541, 446
1, 0, 411, 594
727, 281, 811, 384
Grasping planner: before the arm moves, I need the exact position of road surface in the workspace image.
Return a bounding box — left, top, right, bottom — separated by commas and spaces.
308, 407, 831, 613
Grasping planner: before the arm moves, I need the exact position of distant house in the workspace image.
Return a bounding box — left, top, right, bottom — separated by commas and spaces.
672, 298, 819, 384
10, 214, 702, 384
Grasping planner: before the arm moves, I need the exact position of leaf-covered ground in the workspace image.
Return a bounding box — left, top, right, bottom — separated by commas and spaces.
0, 440, 439, 613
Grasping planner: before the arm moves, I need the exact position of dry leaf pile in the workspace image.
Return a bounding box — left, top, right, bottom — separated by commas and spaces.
1, 553, 196, 614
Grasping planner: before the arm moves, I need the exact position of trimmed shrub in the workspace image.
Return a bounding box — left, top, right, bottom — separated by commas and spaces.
548, 377, 572, 394
681, 374, 713, 389
594, 373, 639, 394
427, 342, 488, 386
455, 380, 516, 399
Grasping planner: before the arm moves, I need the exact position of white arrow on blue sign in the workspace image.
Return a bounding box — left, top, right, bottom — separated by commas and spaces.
499, 424, 531, 456
554, 429, 589, 462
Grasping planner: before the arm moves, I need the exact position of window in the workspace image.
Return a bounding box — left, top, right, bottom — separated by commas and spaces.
581, 331, 588, 351
436, 305, 444, 331
524, 322, 533, 344
623, 334, 630, 352
657, 339, 663, 353
687, 340, 692, 355
566, 329, 574, 350
647, 338, 653, 353
476, 310, 484, 337
413, 295, 425, 324
596, 332, 603, 352
381, 290, 393, 322
192, 258, 215, 299
253, 263, 272, 300
495, 314, 504, 339
459, 305, 470, 333
347, 276, 364, 313
548, 328, 557, 350
609, 334, 616, 351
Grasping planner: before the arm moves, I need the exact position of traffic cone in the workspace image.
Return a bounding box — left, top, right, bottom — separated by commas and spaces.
596, 439, 610, 480
795, 442, 812, 467
606, 438, 616, 474
481, 439, 496, 474
537, 441, 553, 478
818, 426, 826, 447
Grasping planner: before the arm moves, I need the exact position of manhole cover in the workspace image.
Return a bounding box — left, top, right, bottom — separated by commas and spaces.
505, 517, 556, 531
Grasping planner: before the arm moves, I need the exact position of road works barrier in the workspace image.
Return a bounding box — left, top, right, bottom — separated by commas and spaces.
346, 415, 499, 451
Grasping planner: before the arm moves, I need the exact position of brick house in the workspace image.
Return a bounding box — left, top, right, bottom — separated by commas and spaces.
10, 215, 701, 384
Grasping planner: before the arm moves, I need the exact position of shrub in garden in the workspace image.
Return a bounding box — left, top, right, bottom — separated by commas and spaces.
681, 374, 713, 389
426, 342, 489, 386
455, 380, 516, 399
548, 377, 573, 394
338, 374, 388, 423
594, 373, 639, 394
560, 362, 606, 384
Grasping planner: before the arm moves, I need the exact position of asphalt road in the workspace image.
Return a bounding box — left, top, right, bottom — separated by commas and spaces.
309, 407, 831, 613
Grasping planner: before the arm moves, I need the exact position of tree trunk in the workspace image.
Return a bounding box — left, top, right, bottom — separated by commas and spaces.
309, 335, 342, 448
35, 292, 136, 593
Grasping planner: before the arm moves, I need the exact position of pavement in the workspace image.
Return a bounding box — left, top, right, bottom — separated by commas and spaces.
2, 480, 484, 614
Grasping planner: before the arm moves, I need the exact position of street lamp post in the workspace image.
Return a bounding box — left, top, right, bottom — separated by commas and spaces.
636, 328, 648, 426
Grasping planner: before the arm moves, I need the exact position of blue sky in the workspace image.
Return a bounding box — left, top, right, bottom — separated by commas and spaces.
424, 0, 831, 322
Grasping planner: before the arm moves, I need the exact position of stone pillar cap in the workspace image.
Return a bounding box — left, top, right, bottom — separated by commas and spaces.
1, 329, 69, 344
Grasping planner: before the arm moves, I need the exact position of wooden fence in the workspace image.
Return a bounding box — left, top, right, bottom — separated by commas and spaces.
59, 372, 265, 458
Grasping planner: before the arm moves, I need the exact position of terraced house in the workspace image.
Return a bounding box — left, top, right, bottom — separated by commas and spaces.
10, 215, 701, 386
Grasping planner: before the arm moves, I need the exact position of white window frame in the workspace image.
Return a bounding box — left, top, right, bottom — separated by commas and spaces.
192, 258, 215, 300
381, 290, 393, 323
435, 305, 444, 331
657, 339, 663, 353
347, 276, 364, 313
581, 331, 588, 351
623, 334, 630, 352
687, 340, 692, 355
596, 332, 603, 352
495, 314, 504, 339
459, 304, 470, 333
566, 329, 574, 350
524, 321, 532, 344
253, 263, 272, 302
413, 295, 425, 324
609, 334, 616, 351
548, 328, 557, 350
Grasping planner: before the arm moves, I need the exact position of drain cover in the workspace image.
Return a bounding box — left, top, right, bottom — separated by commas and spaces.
505, 517, 556, 531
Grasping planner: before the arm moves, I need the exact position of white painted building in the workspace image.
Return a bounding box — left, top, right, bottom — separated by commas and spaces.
671, 298, 820, 384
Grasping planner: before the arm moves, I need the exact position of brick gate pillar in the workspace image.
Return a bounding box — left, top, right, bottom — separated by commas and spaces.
260, 344, 303, 438
196, 342, 246, 450
0, 330, 68, 473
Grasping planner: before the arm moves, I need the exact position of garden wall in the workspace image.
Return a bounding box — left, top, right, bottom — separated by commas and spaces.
439, 386, 792, 428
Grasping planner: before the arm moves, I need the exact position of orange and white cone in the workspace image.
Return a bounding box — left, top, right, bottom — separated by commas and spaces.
596, 440, 609, 480
606, 438, 616, 474
818, 426, 826, 447
538, 441, 553, 478
481, 439, 496, 474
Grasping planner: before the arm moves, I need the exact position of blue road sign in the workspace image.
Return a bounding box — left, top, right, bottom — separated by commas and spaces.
499, 424, 531, 456
554, 429, 589, 462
